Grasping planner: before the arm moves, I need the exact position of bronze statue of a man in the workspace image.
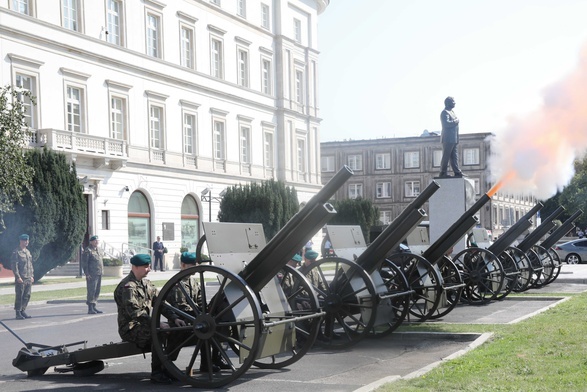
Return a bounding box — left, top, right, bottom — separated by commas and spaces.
439, 96, 464, 178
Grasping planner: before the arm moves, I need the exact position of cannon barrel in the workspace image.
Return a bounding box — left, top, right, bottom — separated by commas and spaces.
516, 206, 565, 252
540, 210, 583, 250
423, 193, 491, 263
488, 203, 544, 256
356, 181, 440, 273
241, 166, 353, 291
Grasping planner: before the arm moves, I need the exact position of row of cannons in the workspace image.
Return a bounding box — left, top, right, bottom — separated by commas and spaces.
8, 166, 582, 388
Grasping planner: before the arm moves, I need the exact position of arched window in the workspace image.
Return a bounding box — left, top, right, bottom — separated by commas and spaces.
181, 195, 200, 252
128, 191, 151, 253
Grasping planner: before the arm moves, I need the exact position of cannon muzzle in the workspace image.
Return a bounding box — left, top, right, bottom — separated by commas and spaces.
517, 206, 565, 252
540, 210, 583, 249
488, 202, 544, 256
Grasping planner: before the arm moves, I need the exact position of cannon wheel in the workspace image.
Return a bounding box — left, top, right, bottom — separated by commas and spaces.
547, 247, 563, 284
253, 265, 321, 369
151, 265, 263, 389
505, 247, 533, 292
494, 251, 519, 301
386, 252, 443, 322
452, 248, 505, 304
529, 245, 555, 288
195, 235, 212, 264
303, 257, 378, 349
427, 256, 464, 320
369, 259, 410, 337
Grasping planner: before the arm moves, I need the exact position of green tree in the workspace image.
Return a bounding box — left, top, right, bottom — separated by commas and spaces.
0, 148, 87, 280
218, 179, 299, 240
544, 155, 587, 228
329, 197, 380, 242
0, 85, 35, 231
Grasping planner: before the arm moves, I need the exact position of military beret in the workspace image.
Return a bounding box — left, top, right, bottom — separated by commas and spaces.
305, 249, 319, 260
130, 254, 151, 266
89, 235, 99, 241
292, 254, 302, 263
181, 252, 197, 264
19, 234, 29, 241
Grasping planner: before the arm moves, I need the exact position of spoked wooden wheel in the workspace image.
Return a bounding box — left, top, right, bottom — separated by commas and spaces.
494, 251, 520, 301
453, 248, 505, 304
427, 256, 464, 320
524, 248, 544, 289
505, 247, 533, 292
151, 265, 263, 389
253, 265, 321, 369
547, 247, 563, 284
369, 259, 411, 337
387, 252, 443, 322
529, 245, 555, 288
195, 235, 211, 264
301, 257, 378, 349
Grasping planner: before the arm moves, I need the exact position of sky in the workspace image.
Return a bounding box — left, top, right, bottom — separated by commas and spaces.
318, 0, 587, 142
318, 0, 587, 199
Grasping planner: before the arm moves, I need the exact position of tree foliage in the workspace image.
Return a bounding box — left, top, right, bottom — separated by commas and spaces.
0, 85, 35, 231
0, 148, 87, 280
544, 155, 587, 228
217, 180, 299, 240
328, 197, 380, 242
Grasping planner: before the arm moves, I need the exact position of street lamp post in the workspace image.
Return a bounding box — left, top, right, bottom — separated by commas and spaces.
200, 188, 227, 222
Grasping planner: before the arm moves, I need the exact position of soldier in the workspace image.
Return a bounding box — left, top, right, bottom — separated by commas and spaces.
281, 253, 302, 297
299, 249, 327, 293
81, 235, 104, 314
114, 254, 185, 384
11, 234, 34, 320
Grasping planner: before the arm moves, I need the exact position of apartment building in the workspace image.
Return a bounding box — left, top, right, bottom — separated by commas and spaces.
1, 0, 329, 260
321, 132, 537, 236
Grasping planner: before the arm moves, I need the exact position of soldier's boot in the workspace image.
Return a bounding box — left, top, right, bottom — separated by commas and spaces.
20, 310, 32, 318
92, 304, 103, 314
15, 310, 24, 320
88, 304, 97, 314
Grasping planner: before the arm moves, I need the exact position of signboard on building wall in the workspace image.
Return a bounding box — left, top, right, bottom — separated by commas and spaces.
162, 222, 174, 241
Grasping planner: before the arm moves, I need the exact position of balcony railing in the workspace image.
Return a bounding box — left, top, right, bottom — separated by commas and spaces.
34, 128, 127, 157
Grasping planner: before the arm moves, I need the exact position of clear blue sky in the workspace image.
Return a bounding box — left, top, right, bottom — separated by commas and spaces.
318, 0, 587, 142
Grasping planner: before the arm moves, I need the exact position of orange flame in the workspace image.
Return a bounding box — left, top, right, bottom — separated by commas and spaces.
487, 171, 515, 198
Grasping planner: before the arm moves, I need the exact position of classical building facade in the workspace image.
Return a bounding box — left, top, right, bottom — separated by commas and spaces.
321, 132, 537, 236
1, 0, 329, 263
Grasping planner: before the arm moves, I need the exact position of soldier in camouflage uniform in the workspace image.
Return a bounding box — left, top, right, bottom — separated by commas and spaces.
11, 234, 34, 320
81, 235, 104, 314
299, 249, 327, 294
114, 253, 185, 384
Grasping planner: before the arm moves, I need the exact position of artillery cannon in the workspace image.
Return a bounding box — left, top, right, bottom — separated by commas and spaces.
9, 166, 353, 389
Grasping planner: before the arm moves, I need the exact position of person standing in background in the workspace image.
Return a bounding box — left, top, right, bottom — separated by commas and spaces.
11, 234, 34, 320
81, 235, 104, 314
152, 236, 165, 272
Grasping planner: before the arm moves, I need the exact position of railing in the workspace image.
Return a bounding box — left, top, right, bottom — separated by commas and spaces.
30, 128, 127, 158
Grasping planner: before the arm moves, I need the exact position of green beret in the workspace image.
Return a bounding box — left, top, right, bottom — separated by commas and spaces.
89, 235, 99, 241
292, 254, 302, 263
19, 234, 29, 241
305, 249, 319, 260
181, 252, 197, 264
130, 254, 151, 266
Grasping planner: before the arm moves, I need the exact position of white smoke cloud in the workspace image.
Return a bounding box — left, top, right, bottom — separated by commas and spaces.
489, 44, 587, 200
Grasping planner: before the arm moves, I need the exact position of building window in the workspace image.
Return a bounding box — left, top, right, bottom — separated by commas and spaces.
240, 125, 250, 163
404, 151, 420, 169
12, 0, 33, 15
463, 148, 480, 165
293, 18, 301, 43
66, 85, 83, 133
380, 211, 392, 225
211, 38, 224, 78
237, 0, 246, 17
295, 70, 304, 104
213, 120, 225, 159
183, 113, 196, 154
261, 3, 270, 29
110, 96, 126, 140
62, 0, 81, 31
149, 105, 164, 149
347, 154, 363, 171
264, 131, 274, 168
473, 178, 480, 194
106, 0, 122, 45
321, 156, 335, 172
349, 184, 363, 199
376, 182, 392, 199
15, 74, 37, 128
237, 48, 249, 87
375, 153, 391, 170
180, 26, 195, 69
146, 12, 161, 58
432, 149, 442, 167
405, 181, 421, 197
297, 139, 306, 173
261, 58, 272, 94
101, 210, 110, 230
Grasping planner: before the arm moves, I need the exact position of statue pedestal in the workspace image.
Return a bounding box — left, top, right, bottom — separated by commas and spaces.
429, 177, 476, 256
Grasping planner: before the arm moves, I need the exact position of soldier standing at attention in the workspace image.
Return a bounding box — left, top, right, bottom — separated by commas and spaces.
81, 235, 104, 314
114, 254, 185, 384
11, 234, 34, 320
